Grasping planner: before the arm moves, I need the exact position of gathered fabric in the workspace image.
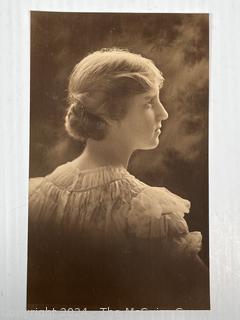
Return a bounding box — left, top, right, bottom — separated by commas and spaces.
29, 158, 201, 254
27, 158, 204, 310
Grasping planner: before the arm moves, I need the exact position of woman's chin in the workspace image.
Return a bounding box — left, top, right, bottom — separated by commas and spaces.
150, 136, 160, 148
150, 140, 160, 149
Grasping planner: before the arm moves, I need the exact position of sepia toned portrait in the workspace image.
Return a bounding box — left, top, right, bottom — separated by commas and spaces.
27, 12, 209, 311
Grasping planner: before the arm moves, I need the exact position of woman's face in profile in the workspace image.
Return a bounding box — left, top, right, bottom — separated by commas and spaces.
114, 86, 168, 151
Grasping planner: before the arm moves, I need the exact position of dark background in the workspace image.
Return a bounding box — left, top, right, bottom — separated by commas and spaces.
30, 12, 209, 265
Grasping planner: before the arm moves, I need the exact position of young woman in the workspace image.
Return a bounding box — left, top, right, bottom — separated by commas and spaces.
27, 48, 209, 310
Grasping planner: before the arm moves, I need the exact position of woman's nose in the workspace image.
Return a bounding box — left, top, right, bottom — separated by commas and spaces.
156, 101, 168, 121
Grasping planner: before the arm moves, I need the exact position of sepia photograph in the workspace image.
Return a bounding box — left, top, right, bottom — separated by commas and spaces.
26, 12, 210, 311
2, 0, 240, 319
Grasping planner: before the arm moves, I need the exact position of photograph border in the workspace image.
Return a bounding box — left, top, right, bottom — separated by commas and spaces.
1, 0, 240, 319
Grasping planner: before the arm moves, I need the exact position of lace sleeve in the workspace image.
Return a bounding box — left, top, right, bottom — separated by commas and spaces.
127, 186, 202, 256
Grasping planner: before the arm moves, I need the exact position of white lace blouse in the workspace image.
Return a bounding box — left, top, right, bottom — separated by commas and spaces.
29, 157, 202, 257
27, 157, 207, 310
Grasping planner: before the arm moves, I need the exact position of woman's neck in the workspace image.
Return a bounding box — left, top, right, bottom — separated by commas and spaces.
76, 136, 133, 170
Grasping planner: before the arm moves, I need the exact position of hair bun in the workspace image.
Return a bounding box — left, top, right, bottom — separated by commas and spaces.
70, 101, 85, 117
65, 100, 107, 142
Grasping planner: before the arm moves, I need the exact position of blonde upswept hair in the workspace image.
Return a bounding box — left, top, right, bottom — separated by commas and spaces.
65, 48, 164, 141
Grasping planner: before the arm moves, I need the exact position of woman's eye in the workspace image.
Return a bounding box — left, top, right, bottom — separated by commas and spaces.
145, 99, 154, 108
145, 102, 152, 108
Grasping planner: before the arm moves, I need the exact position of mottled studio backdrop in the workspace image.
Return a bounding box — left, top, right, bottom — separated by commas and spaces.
30, 12, 209, 264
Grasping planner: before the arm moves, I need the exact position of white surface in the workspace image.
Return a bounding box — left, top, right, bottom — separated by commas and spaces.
0, 0, 240, 319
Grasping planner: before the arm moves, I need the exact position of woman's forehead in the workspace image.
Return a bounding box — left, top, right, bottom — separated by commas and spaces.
126, 87, 160, 104
142, 86, 160, 99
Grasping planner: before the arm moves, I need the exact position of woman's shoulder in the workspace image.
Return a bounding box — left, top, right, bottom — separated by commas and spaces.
28, 158, 190, 218
28, 160, 144, 229
127, 185, 202, 256
130, 186, 191, 218
29, 159, 190, 208
28, 160, 147, 210
29, 160, 77, 188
